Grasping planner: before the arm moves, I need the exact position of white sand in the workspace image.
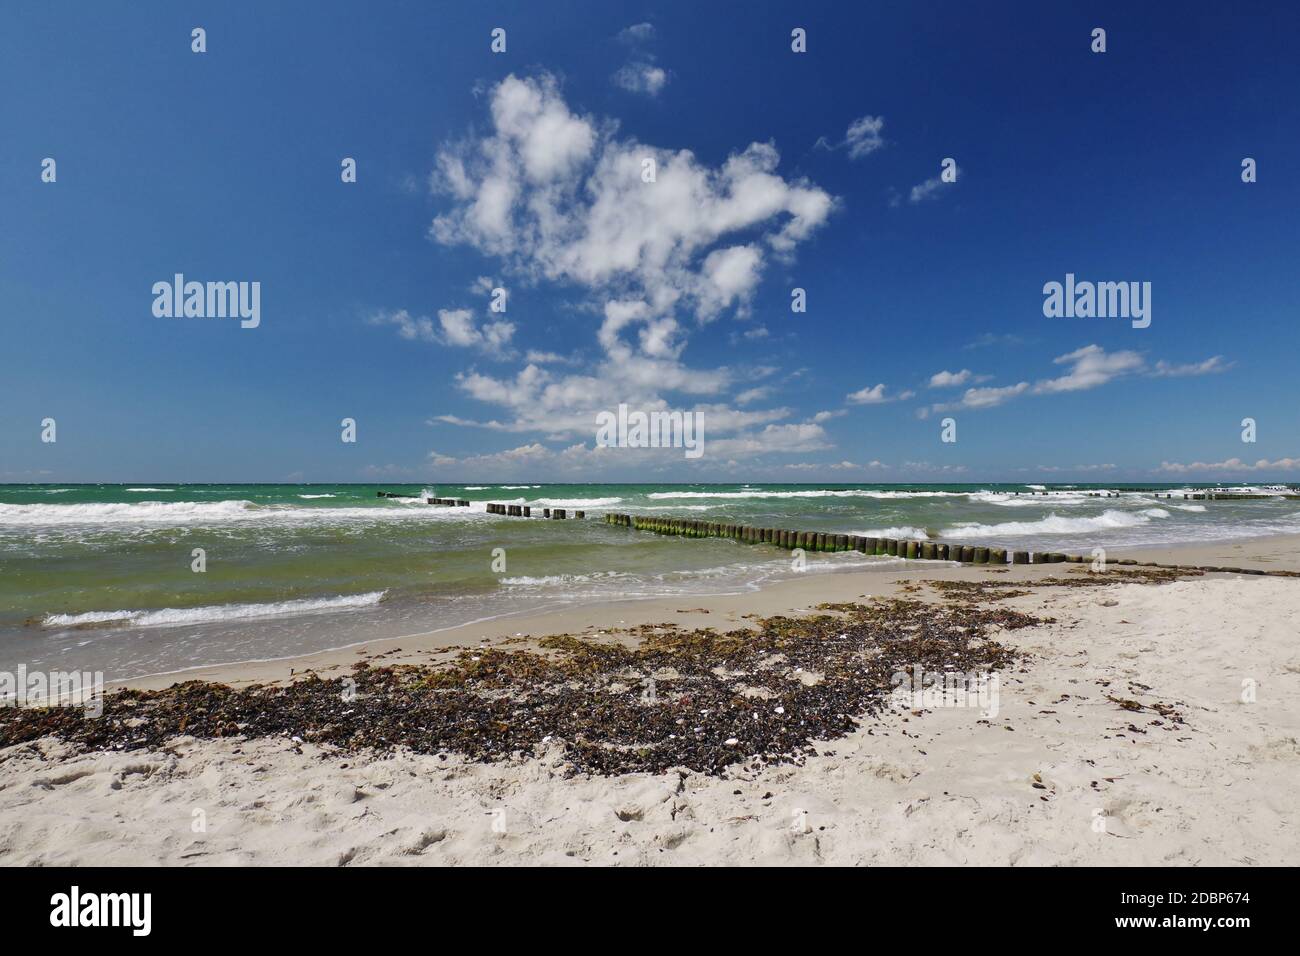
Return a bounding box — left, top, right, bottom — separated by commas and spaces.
2, 569, 1297, 866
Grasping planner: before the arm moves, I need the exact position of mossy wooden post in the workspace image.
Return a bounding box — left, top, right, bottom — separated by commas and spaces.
885, 538, 898, 556
835, 534, 849, 551
1067, 553, 1084, 563
973, 546, 989, 564
905, 540, 919, 559
1013, 550, 1029, 564
922, 542, 936, 560
874, 538, 887, 555
958, 546, 974, 562
989, 547, 1007, 564
863, 536, 879, 555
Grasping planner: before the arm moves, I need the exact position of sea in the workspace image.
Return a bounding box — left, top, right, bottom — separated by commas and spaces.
3, 482, 1298, 682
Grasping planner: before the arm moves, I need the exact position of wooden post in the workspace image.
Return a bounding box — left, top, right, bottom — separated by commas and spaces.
973, 546, 989, 564
989, 547, 1007, 564
922, 542, 936, 560
1013, 550, 1029, 564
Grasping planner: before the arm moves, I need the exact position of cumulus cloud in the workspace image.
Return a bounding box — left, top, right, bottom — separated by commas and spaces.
613, 22, 668, 96
431, 74, 832, 321
1158, 457, 1300, 474
1032, 344, 1144, 394
614, 62, 668, 96
369, 308, 514, 352
423, 73, 834, 459
928, 368, 980, 388
846, 383, 915, 405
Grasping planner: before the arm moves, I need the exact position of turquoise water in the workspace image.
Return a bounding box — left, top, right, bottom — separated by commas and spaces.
3, 482, 1298, 681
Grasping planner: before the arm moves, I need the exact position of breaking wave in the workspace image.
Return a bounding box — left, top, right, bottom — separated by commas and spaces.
42, 591, 387, 629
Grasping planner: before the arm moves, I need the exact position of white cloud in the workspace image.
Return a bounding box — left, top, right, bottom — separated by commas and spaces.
816, 115, 886, 160
1158, 457, 1300, 474
422, 73, 834, 460
370, 308, 514, 352
706, 423, 831, 458
368, 308, 437, 342
618, 22, 656, 43
614, 62, 668, 96
908, 164, 960, 203
928, 368, 974, 388
961, 381, 1030, 407
919, 344, 1235, 418
846, 383, 914, 405
524, 349, 570, 364
844, 115, 885, 159
1151, 355, 1232, 377
1032, 344, 1144, 394
431, 75, 832, 321
613, 23, 668, 96
1035, 463, 1117, 473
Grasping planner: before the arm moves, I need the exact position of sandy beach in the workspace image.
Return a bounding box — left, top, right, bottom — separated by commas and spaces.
2, 534, 1297, 866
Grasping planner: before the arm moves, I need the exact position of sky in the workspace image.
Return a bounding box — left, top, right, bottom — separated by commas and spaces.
2, 0, 1298, 484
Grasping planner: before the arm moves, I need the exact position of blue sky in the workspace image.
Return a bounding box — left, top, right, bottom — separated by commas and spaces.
2, 0, 1298, 483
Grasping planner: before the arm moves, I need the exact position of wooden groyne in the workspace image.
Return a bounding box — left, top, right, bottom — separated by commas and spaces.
600, 512, 1300, 577
484, 503, 585, 519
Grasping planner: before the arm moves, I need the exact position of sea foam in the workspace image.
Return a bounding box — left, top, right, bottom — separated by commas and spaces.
42, 591, 387, 629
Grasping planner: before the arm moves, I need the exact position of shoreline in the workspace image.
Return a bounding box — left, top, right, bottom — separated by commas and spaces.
4, 536, 1297, 865
114, 531, 1300, 693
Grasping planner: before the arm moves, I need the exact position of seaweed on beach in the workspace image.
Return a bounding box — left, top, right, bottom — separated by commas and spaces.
0, 598, 1035, 776
911, 566, 1204, 603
